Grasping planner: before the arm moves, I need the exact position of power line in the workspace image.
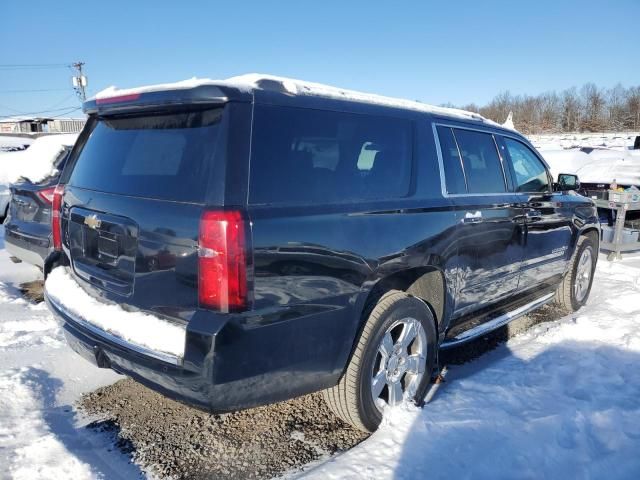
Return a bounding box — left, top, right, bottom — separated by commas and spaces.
49, 107, 83, 119
0, 105, 82, 119
0, 88, 70, 94
0, 63, 69, 70
0, 93, 77, 115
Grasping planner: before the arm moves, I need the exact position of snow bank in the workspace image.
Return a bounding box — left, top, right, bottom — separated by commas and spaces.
530, 132, 640, 152
45, 267, 186, 358
0, 134, 77, 185
95, 73, 503, 127
541, 148, 640, 186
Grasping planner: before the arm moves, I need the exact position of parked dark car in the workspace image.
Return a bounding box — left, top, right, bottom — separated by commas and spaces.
44, 76, 599, 432
4, 146, 72, 268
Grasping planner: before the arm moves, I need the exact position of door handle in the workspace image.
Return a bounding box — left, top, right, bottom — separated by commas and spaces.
462, 211, 483, 223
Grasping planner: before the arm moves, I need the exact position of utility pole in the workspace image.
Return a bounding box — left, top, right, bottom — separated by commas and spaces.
71, 61, 88, 101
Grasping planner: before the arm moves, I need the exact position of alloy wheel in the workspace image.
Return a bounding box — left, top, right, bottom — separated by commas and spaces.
574, 247, 593, 303
370, 317, 427, 410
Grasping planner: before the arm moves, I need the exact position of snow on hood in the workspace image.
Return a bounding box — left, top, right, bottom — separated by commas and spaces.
45, 267, 186, 358
94, 73, 504, 128
0, 135, 34, 152
541, 148, 640, 186
0, 133, 77, 185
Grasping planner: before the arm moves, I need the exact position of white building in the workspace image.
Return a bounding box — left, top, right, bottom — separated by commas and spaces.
0, 116, 86, 134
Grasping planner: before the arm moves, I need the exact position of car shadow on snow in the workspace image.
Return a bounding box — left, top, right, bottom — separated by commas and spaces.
19, 367, 144, 479
390, 340, 640, 480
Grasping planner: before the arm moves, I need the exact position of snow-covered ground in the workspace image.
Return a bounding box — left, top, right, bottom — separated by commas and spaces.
0, 227, 141, 479
305, 258, 640, 479
530, 132, 640, 152
2, 222, 640, 479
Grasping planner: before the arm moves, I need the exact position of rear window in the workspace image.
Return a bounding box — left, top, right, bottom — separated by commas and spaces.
68, 108, 223, 202
249, 105, 413, 205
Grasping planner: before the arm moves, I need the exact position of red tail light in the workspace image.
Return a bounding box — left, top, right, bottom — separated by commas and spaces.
37, 186, 56, 204
51, 184, 65, 251
198, 210, 248, 312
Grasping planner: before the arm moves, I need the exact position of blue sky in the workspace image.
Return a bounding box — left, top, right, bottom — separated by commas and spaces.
1, 0, 639, 118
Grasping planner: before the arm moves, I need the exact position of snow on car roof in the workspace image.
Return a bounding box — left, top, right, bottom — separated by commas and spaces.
0, 133, 78, 185
93, 73, 503, 127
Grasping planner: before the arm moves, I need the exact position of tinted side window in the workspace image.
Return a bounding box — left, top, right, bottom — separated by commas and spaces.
503, 138, 550, 193
250, 106, 413, 204
436, 126, 466, 194
452, 129, 506, 194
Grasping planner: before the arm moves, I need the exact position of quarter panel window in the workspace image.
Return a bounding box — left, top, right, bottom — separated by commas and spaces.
250, 106, 413, 204
452, 129, 506, 194
503, 138, 550, 193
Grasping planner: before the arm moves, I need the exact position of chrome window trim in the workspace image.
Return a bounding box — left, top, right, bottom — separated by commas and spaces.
431, 123, 449, 198
452, 127, 469, 192
432, 122, 513, 198
492, 134, 513, 191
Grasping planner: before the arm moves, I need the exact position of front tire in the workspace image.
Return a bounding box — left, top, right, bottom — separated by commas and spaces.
323, 290, 437, 432
554, 235, 596, 312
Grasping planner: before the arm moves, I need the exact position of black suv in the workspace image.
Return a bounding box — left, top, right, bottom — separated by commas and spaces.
44, 76, 599, 432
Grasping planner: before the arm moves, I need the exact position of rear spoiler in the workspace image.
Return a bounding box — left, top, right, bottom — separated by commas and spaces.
83, 84, 248, 115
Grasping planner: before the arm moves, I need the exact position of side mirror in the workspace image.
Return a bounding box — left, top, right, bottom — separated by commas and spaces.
556, 173, 580, 191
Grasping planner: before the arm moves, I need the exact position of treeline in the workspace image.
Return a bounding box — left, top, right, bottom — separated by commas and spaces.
445, 83, 640, 135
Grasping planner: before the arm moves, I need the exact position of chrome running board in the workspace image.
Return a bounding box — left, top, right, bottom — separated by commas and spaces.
440, 292, 555, 349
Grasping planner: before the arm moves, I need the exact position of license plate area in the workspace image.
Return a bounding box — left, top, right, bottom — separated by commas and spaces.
68, 207, 138, 296
96, 231, 119, 263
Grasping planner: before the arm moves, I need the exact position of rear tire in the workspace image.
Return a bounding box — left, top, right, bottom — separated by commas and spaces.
322, 290, 437, 432
554, 235, 596, 312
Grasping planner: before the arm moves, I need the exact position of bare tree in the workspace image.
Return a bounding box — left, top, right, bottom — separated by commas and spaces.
607, 83, 626, 131
445, 82, 640, 134
580, 83, 606, 131
560, 87, 581, 132
539, 92, 561, 133
624, 86, 640, 130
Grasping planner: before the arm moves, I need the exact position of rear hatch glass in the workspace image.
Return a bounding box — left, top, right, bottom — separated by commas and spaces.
68, 108, 223, 202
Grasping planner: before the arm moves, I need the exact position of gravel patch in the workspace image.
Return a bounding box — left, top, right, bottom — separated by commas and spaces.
19, 279, 44, 303
80, 386, 368, 479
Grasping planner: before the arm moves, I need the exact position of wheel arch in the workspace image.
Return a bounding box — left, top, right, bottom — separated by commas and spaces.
569, 226, 600, 264
581, 226, 600, 246
359, 266, 447, 332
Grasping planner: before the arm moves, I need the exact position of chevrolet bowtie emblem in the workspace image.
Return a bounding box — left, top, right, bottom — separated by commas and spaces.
84, 214, 101, 229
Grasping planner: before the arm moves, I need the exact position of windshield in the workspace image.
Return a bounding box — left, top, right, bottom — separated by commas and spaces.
68, 108, 223, 203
